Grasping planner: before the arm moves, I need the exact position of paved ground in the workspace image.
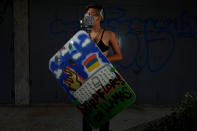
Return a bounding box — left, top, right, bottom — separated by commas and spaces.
0, 104, 172, 131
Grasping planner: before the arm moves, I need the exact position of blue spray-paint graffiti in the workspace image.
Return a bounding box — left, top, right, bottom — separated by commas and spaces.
49, 17, 80, 41
49, 6, 197, 72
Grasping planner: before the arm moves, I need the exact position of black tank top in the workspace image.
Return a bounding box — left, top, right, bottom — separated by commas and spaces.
97, 30, 109, 52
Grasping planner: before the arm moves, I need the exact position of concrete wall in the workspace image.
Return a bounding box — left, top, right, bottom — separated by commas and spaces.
13, 0, 29, 104
1, 0, 197, 104
29, 0, 197, 104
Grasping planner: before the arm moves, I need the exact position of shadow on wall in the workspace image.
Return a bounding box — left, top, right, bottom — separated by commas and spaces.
0, 0, 9, 24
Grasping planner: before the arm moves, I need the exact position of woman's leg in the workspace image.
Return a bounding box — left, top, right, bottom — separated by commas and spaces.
82, 117, 92, 131
99, 121, 110, 131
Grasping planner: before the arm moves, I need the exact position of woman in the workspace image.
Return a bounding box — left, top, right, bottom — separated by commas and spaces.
83, 3, 123, 131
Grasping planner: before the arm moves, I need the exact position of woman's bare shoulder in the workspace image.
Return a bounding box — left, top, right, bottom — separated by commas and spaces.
103, 29, 116, 37
104, 29, 113, 33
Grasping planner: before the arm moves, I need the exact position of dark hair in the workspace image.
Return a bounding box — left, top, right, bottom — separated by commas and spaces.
84, 3, 103, 13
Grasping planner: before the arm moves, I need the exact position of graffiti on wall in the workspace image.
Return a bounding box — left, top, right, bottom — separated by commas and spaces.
50, 6, 197, 72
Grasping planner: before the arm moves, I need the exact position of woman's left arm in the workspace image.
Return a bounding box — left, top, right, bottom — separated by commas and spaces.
107, 31, 123, 62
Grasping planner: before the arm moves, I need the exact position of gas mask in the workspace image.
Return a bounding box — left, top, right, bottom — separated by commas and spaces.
80, 13, 95, 33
